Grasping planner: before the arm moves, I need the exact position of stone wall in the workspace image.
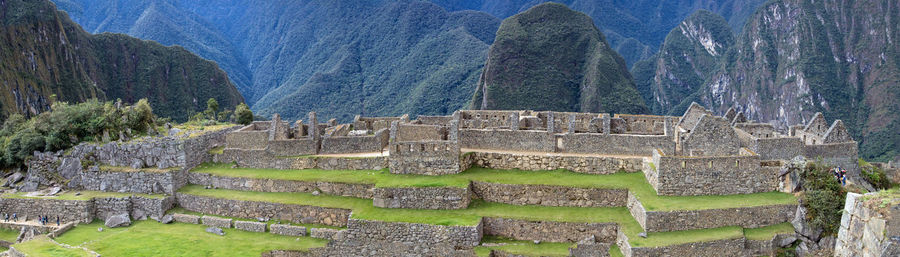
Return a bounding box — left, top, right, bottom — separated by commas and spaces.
467, 152, 643, 175
397, 124, 444, 141
834, 192, 900, 256
679, 115, 741, 156
79, 169, 178, 194
626, 237, 747, 257
414, 115, 453, 125
0, 195, 173, 223
389, 141, 460, 175
459, 129, 554, 152
201, 216, 232, 228
188, 172, 374, 198
235, 220, 267, 232
753, 137, 804, 160
175, 193, 350, 227
372, 186, 470, 209
471, 182, 626, 207
226, 129, 269, 150
649, 150, 775, 196
482, 217, 617, 243
638, 203, 797, 232
612, 114, 668, 135
320, 129, 389, 154
216, 149, 387, 171
270, 224, 307, 236
342, 218, 482, 247
559, 133, 674, 156
803, 142, 860, 174
265, 139, 318, 156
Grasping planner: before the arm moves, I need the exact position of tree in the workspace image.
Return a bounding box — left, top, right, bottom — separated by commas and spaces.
234, 103, 253, 125
205, 98, 219, 119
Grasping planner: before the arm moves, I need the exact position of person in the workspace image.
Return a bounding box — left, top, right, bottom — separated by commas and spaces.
839, 168, 847, 186
13, 213, 17, 222
56, 216, 60, 226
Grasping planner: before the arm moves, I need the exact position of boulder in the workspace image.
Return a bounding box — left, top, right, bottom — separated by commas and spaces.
205, 227, 225, 236
104, 214, 131, 228
47, 187, 61, 196
778, 236, 797, 247
160, 214, 174, 224
792, 206, 822, 242
4, 172, 24, 187
57, 158, 82, 179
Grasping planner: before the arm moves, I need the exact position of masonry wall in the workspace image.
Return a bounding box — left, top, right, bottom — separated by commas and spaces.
373, 186, 470, 209
216, 149, 386, 170
414, 115, 453, 125
627, 238, 747, 257
753, 137, 804, 160
834, 192, 900, 256
803, 142, 860, 174
467, 152, 643, 174
459, 129, 554, 152
471, 182, 626, 207
389, 141, 460, 175
226, 130, 269, 150
175, 193, 350, 227
183, 127, 236, 170
639, 204, 797, 232
320, 129, 389, 154
559, 133, 674, 156
343, 218, 482, 247
613, 114, 667, 135
79, 169, 177, 194
188, 172, 374, 198
266, 139, 318, 156
0, 198, 93, 223
482, 217, 617, 243
649, 150, 774, 196
397, 124, 444, 141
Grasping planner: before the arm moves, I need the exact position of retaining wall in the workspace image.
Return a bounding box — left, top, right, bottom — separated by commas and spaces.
648, 150, 774, 196
188, 172, 373, 198
79, 169, 180, 194
466, 151, 642, 174
0, 195, 174, 223
175, 193, 350, 227
482, 217, 617, 243
471, 182, 626, 207
372, 186, 470, 209
216, 149, 386, 170
389, 141, 460, 175
343, 218, 482, 247
265, 139, 318, 156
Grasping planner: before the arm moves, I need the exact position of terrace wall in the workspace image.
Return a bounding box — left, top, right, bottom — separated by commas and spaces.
216, 149, 386, 170
459, 129, 554, 152
265, 139, 318, 156
187, 172, 374, 198
343, 218, 482, 247
373, 186, 470, 209
389, 141, 460, 175
78, 169, 178, 194
0, 195, 174, 223
481, 217, 617, 243
175, 193, 350, 227
639, 204, 797, 232
471, 182, 627, 207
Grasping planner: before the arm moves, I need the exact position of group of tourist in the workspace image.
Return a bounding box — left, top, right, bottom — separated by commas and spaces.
833, 166, 848, 186
1, 213, 59, 226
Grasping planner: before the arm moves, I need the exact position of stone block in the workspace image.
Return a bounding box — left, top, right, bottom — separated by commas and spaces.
310, 228, 342, 240
234, 220, 267, 232
270, 224, 306, 236
173, 213, 200, 224
201, 216, 232, 228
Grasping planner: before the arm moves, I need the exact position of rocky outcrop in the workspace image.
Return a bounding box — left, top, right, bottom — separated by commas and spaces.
834, 192, 900, 257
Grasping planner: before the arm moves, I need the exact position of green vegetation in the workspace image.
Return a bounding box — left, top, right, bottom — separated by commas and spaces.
860, 159, 893, 190
744, 222, 795, 241
630, 226, 743, 248
474, 236, 572, 257
800, 162, 846, 235
0, 100, 156, 168
0, 227, 20, 242
609, 244, 624, 257
472, 3, 647, 114
54, 220, 328, 257
193, 163, 797, 211
234, 103, 254, 125
11, 236, 94, 257
1, 190, 166, 201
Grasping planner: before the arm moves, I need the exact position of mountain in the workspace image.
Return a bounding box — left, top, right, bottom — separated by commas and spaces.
431, 0, 767, 67
56, 0, 500, 122
0, 0, 243, 121
632, 10, 735, 115
471, 3, 647, 114
690, 0, 900, 161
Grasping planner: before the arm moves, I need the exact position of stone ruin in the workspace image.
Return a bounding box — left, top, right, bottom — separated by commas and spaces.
0, 102, 865, 257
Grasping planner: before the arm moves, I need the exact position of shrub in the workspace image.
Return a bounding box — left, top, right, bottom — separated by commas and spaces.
800, 162, 846, 235
205, 98, 219, 119
859, 159, 892, 190
234, 103, 253, 125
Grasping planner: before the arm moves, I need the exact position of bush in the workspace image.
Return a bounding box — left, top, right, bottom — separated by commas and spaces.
800, 162, 847, 235
860, 159, 892, 190
234, 103, 253, 125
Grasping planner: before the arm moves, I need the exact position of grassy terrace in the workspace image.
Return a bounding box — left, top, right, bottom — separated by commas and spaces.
1, 191, 167, 200
193, 163, 797, 211
178, 185, 796, 248
11, 236, 94, 257
54, 220, 327, 257
0, 227, 20, 242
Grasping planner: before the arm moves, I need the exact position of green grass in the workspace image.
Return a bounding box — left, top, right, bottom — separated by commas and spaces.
208, 146, 225, 155
474, 236, 572, 257
0, 227, 20, 242
193, 163, 798, 211
609, 244, 624, 257
1, 190, 167, 200
12, 236, 94, 257
54, 220, 328, 257
743, 222, 796, 240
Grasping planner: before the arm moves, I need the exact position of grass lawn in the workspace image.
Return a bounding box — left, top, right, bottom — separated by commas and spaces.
193, 163, 798, 211
11, 236, 94, 257
474, 236, 572, 257
54, 220, 328, 257
609, 244, 624, 257
1, 190, 167, 201
744, 222, 795, 240
0, 227, 19, 242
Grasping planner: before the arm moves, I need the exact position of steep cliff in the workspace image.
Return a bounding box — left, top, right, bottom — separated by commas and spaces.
633, 10, 735, 115
0, 0, 244, 121
471, 3, 647, 114
697, 0, 900, 161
